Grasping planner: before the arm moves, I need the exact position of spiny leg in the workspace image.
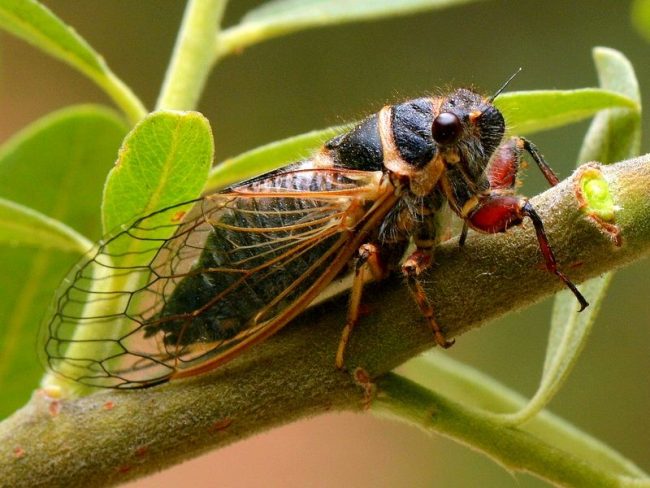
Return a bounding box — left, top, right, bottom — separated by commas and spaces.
459, 222, 469, 247
336, 243, 388, 369
466, 194, 588, 310
510, 139, 587, 307
488, 137, 560, 189
460, 136, 558, 249
520, 200, 589, 310
402, 248, 455, 349
520, 138, 560, 186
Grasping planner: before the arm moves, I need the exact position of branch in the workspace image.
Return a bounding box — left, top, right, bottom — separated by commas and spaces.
374, 374, 641, 488
156, 0, 228, 111
1, 156, 649, 486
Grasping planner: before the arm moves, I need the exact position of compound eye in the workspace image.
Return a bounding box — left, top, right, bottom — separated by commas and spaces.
432, 112, 462, 145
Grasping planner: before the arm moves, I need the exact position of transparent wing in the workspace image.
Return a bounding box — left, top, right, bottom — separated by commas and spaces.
44, 168, 388, 388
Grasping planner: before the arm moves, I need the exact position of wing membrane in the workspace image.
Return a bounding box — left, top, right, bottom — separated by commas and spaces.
45, 168, 389, 388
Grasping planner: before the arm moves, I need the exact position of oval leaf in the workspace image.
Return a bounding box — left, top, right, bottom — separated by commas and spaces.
102, 110, 214, 236
0, 0, 146, 122
495, 88, 638, 136
0, 105, 128, 418
576, 48, 642, 164
217, 0, 485, 57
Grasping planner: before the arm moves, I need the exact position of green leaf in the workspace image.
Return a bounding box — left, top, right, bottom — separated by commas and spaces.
0, 0, 146, 123
0, 198, 92, 253
631, 0, 650, 42
206, 123, 350, 190
499, 48, 641, 425
577, 48, 641, 164
0, 105, 128, 418
102, 110, 214, 235
216, 0, 485, 58
495, 88, 638, 136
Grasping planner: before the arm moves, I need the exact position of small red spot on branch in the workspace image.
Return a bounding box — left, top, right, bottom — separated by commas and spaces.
210, 418, 233, 433
134, 446, 149, 458
48, 400, 61, 417
102, 401, 115, 411
353, 368, 376, 410
13, 447, 25, 459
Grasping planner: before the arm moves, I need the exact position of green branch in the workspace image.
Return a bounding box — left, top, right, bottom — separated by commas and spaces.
1, 156, 649, 486
397, 352, 648, 480
374, 374, 646, 488
156, 0, 228, 111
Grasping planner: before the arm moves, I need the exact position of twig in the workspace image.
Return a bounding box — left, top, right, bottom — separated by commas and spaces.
1, 156, 648, 487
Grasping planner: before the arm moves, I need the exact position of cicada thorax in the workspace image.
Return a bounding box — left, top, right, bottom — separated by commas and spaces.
327, 89, 507, 242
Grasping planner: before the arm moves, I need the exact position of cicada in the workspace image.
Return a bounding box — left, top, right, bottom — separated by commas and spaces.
44, 81, 588, 388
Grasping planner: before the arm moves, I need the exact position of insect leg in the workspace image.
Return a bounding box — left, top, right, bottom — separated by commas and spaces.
459, 223, 469, 247
336, 243, 388, 369
521, 138, 560, 186
520, 200, 589, 310
467, 194, 588, 310
402, 248, 455, 349
487, 137, 559, 190
461, 137, 559, 249
461, 138, 522, 248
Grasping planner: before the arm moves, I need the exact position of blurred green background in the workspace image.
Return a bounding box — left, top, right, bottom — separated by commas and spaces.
0, 0, 648, 486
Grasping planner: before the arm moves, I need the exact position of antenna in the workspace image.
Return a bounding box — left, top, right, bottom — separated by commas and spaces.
488, 67, 522, 103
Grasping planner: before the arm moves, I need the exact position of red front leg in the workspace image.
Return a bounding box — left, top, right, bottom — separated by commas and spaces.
460, 137, 559, 246
488, 137, 560, 189
467, 195, 589, 311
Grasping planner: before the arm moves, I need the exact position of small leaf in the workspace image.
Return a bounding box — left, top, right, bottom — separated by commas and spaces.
0, 0, 146, 122
0, 198, 92, 253
217, 0, 485, 57
631, 0, 650, 43
577, 48, 641, 164
499, 278, 614, 425
0, 105, 128, 418
500, 48, 641, 425
102, 111, 214, 236
495, 88, 638, 136
206, 123, 350, 190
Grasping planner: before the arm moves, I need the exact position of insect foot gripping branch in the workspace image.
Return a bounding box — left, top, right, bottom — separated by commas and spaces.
43, 85, 588, 388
